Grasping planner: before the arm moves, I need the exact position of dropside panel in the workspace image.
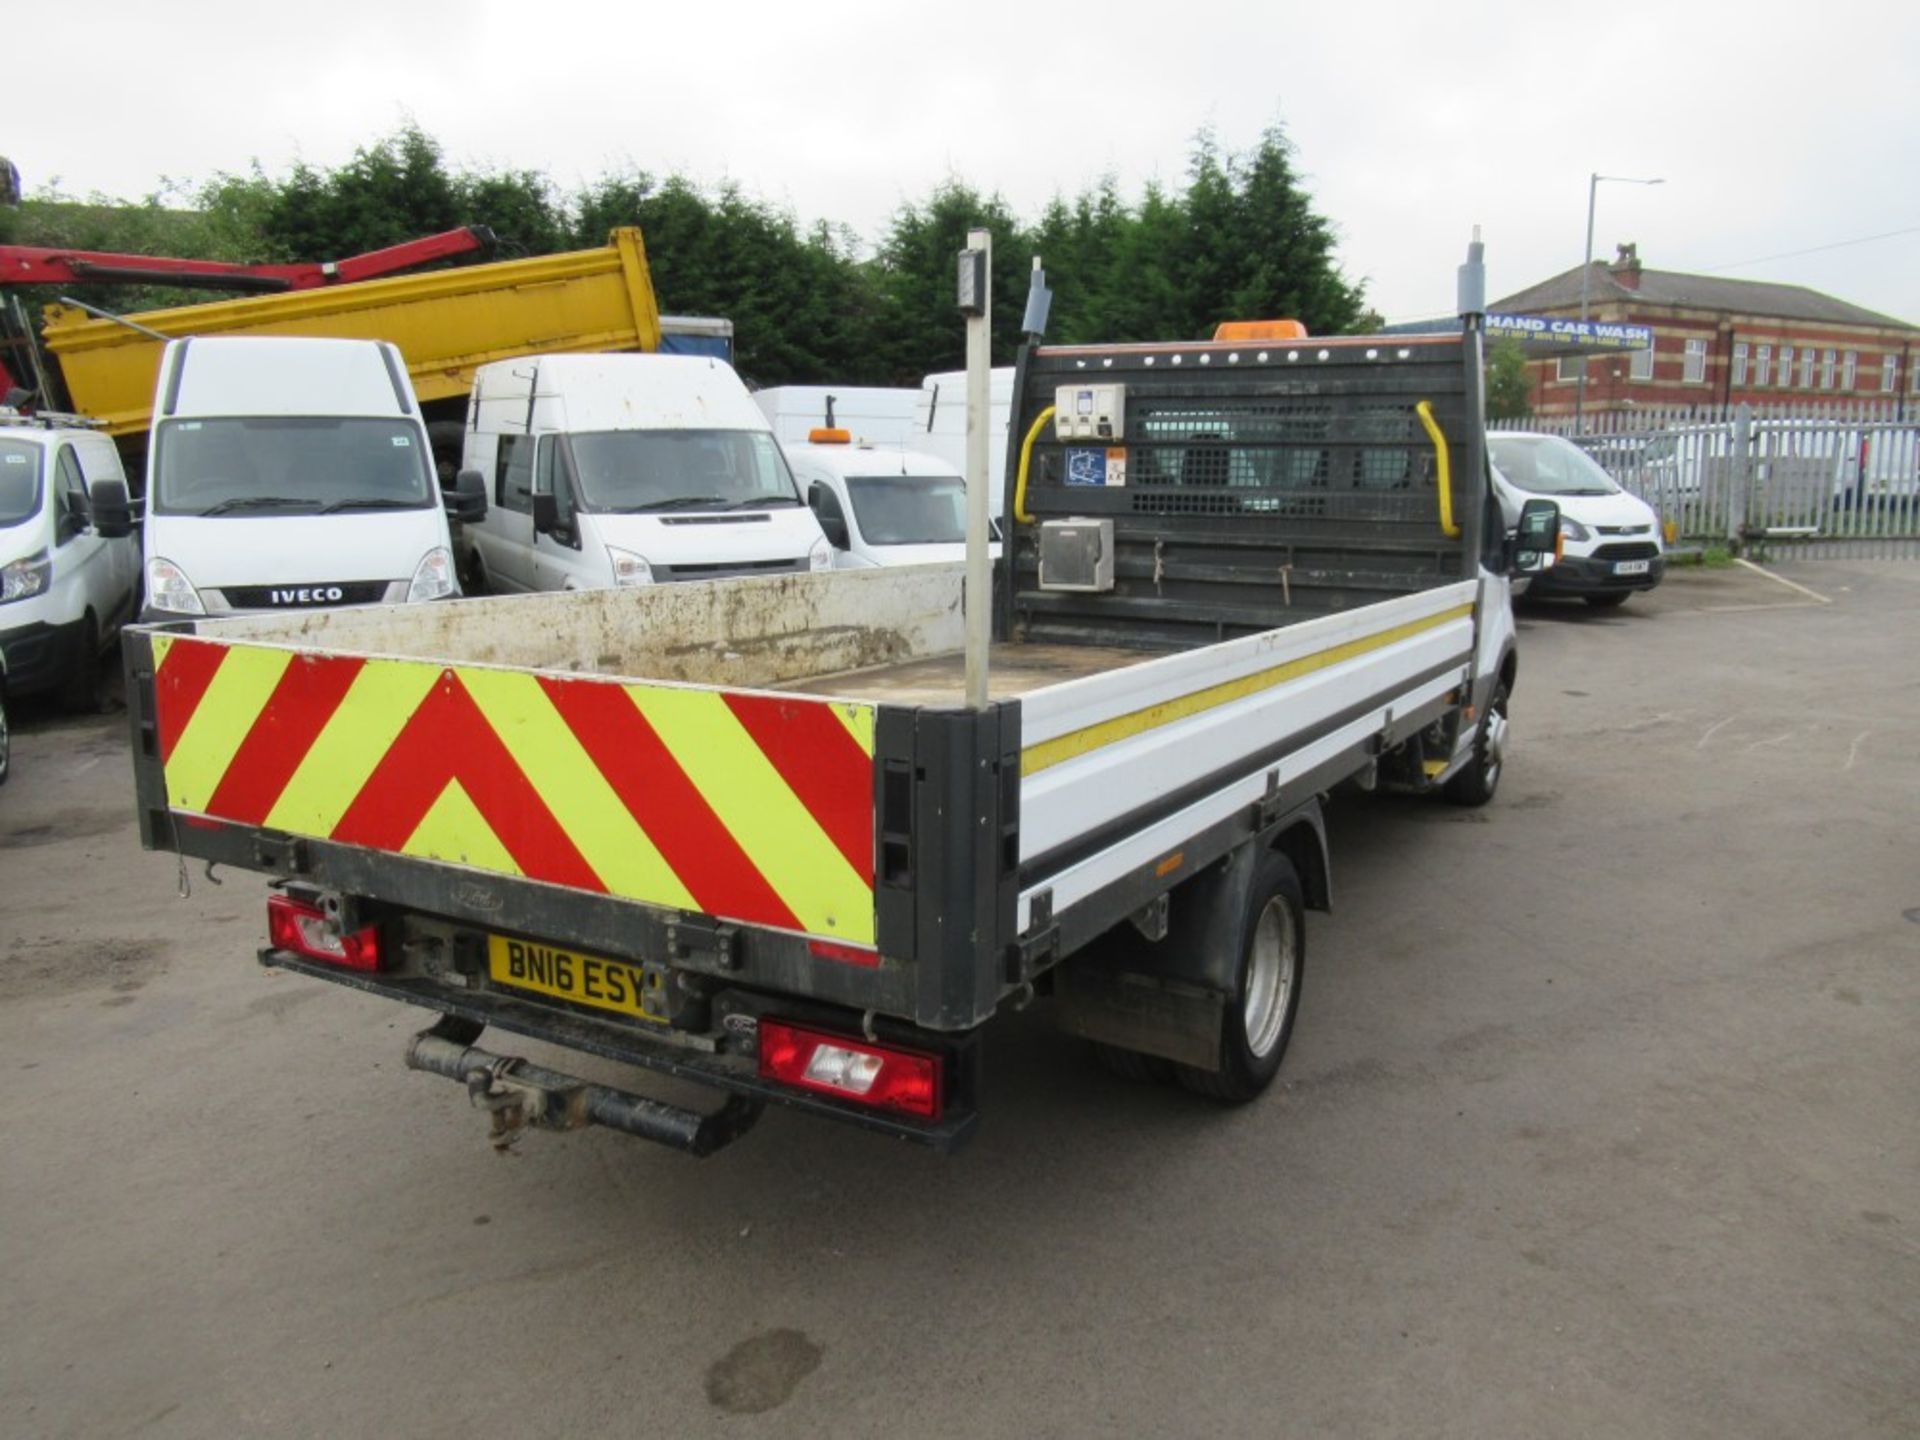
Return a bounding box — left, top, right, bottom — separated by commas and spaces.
146, 632, 878, 947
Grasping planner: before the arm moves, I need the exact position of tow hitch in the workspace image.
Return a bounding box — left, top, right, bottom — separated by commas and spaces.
405, 1017, 762, 1157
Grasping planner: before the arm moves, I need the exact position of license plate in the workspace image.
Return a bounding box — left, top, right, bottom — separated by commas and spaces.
1614, 559, 1651, 575
487, 934, 664, 1023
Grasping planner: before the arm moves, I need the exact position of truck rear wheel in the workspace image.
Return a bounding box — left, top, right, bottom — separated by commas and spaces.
1176, 849, 1305, 1102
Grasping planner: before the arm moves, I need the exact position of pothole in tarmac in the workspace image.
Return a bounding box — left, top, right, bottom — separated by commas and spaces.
705, 1329, 823, 1415
0, 935, 171, 1002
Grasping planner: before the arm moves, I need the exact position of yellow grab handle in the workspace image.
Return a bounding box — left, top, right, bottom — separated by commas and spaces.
1013, 405, 1056, 524
1415, 399, 1460, 539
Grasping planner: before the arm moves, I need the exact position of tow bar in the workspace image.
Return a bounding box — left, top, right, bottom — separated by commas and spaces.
405, 1017, 762, 1157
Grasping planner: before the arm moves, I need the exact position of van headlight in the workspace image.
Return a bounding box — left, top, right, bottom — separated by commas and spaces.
145, 556, 205, 615
607, 547, 654, 587
407, 546, 457, 602
1559, 517, 1594, 543
807, 536, 833, 572
0, 549, 51, 605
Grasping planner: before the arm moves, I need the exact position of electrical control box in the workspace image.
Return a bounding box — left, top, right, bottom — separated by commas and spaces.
1038, 518, 1115, 593
1053, 383, 1126, 442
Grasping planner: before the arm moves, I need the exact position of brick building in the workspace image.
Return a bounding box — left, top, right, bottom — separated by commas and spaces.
1493, 246, 1920, 418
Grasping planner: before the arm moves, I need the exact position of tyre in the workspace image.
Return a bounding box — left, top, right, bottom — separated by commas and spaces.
60, 616, 104, 715
0, 685, 10, 785
1176, 849, 1305, 1102
1443, 678, 1509, 807
1584, 591, 1631, 608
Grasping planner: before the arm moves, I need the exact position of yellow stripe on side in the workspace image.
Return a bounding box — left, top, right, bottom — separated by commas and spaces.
1022, 604, 1474, 777
164, 645, 292, 810
150, 633, 175, 670
628, 686, 875, 944
402, 778, 523, 874
264, 659, 441, 836
456, 667, 699, 912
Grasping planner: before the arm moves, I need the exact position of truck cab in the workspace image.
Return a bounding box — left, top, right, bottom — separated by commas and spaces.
784, 432, 1002, 568
135, 337, 465, 620
460, 354, 830, 593
0, 409, 139, 707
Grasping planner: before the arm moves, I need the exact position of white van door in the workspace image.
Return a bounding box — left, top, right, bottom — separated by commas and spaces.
482, 433, 538, 592
528, 436, 600, 590
49, 445, 121, 639
72, 438, 136, 622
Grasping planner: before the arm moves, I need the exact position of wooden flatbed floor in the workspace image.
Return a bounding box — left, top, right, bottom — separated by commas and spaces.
775, 643, 1154, 705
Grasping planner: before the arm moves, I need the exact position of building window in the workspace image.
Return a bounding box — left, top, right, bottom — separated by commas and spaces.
1556, 355, 1584, 383
1842, 351, 1857, 389
1682, 338, 1706, 383
1731, 343, 1748, 387
1631, 343, 1656, 381
1755, 345, 1772, 387
1822, 349, 1837, 389
1778, 346, 1794, 387
1888, 355, 1902, 394
1801, 349, 1815, 388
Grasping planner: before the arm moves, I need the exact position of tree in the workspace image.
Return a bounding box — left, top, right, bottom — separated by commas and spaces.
1486, 338, 1533, 421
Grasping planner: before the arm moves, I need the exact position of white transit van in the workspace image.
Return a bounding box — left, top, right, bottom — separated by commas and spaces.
753, 386, 921, 449
0, 410, 139, 709
459, 353, 829, 593
124, 337, 475, 620
784, 432, 1001, 569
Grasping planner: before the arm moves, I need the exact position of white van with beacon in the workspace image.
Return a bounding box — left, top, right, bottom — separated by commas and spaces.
122, 336, 476, 621
783, 428, 1001, 570
458, 353, 830, 594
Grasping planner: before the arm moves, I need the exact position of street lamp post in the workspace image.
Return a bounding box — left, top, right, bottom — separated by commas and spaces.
1576, 171, 1663, 430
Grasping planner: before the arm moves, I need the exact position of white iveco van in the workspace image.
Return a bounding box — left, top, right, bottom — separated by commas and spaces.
133, 337, 477, 620
459, 353, 829, 593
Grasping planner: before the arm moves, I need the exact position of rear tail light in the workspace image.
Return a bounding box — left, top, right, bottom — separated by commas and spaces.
758, 1019, 942, 1119
267, 894, 383, 972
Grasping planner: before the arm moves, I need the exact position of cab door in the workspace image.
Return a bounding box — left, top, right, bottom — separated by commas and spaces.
49, 445, 110, 634
480, 433, 538, 591
529, 436, 595, 590
72, 439, 137, 624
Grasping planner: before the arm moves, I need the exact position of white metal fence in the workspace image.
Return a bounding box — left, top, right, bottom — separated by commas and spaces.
1492, 402, 1920, 550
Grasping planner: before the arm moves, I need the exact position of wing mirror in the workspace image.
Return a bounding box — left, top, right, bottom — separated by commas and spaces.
445, 468, 488, 523
1508, 498, 1561, 575
807, 482, 850, 549
90, 478, 134, 539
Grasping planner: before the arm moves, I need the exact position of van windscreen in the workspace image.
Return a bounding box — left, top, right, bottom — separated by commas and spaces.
153, 417, 434, 516
0, 439, 42, 527
567, 430, 801, 513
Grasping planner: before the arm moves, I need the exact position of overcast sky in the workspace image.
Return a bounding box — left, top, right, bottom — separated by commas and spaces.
18, 0, 1919, 334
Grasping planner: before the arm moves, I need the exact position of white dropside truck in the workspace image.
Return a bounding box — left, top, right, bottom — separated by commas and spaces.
122, 313, 1559, 1154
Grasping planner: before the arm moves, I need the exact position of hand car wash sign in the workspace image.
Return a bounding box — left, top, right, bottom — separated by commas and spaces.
1487, 313, 1653, 352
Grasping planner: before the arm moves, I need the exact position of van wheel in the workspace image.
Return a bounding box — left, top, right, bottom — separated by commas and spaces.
1175, 849, 1305, 1102
60, 616, 104, 715
1443, 679, 1509, 807
0, 685, 11, 785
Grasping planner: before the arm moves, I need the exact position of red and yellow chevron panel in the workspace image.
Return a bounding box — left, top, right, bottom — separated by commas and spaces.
150, 635, 878, 945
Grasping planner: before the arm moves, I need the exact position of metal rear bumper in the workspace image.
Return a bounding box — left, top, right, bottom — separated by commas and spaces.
260, 948, 981, 1152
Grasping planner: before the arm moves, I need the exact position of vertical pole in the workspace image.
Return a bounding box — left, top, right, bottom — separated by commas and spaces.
1575, 171, 1597, 431
964, 228, 992, 711
1729, 402, 1753, 550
